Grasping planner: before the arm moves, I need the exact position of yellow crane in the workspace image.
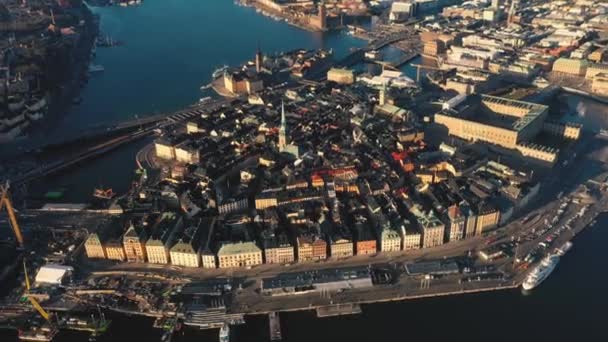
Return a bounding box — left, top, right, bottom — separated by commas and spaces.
22, 260, 51, 322
0, 181, 24, 247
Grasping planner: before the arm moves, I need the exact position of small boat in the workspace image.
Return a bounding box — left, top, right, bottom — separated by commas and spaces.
219, 324, 230, 342
88, 64, 105, 73
199, 97, 212, 103
212, 65, 229, 79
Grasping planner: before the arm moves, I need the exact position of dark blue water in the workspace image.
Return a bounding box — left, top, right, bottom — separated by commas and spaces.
29, 0, 366, 202
47, 0, 366, 137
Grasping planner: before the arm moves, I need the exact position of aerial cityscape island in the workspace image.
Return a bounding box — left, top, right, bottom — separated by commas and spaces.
1, 0, 608, 341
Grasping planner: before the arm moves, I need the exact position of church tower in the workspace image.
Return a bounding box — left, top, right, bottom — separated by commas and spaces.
255, 42, 263, 73
318, 2, 327, 30
278, 101, 287, 150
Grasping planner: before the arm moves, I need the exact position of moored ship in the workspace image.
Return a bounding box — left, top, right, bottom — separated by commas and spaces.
522, 254, 560, 291
556, 241, 573, 256
219, 323, 230, 342
18, 324, 58, 342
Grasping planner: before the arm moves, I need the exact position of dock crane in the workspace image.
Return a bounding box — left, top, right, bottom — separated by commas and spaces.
0, 181, 24, 247
411, 64, 445, 83
22, 261, 51, 322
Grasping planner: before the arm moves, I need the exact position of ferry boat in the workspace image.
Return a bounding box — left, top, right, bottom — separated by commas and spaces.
212, 65, 229, 79
556, 241, 573, 256
219, 324, 230, 342
522, 254, 560, 291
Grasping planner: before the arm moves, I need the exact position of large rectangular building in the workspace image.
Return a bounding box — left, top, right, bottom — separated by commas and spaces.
380, 228, 402, 252
123, 224, 148, 263
475, 202, 500, 235
434, 94, 549, 150
85, 219, 125, 260
170, 224, 203, 268
264, 233, 295, 265
403, 229, 422, 250
217, 241, 263, 268
84, 232, 106, 259
330, 237, 354, 258
145, 212, 183, 264
411, 206, 445, 248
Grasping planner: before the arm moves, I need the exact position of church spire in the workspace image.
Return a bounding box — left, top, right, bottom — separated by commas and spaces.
255, 40, 263, 73
279, 101, 287, 150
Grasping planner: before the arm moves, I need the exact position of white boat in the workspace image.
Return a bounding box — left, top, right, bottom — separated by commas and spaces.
212, 65, 229, 79
522, 254, 559, 291
219, 324, 230, 342
556, 241, 573, 256
199, 97, 212, 103
89, 64, 105, 73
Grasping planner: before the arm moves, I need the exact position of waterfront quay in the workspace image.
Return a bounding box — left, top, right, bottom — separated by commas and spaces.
4, 84, 605, 336
3, 54, 607, 338
237, 0, 371, 33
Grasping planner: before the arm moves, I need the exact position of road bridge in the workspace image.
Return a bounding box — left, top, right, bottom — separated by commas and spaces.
12, 98, 232, 186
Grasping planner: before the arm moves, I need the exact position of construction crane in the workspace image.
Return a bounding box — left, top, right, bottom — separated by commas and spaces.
411, 64, 444, 83
23, 261, 51, 322
0, 181, 24, 247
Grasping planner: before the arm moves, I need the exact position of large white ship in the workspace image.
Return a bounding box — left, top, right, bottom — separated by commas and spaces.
556, 241, 573, 256
522, 254, 560, 291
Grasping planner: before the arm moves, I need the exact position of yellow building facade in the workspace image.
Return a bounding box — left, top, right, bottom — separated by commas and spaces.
217, 242, 263, 268
330, 239, 353, 258
264, 245, 295, 264
552, 58, 588, 76
85, 233, 106, 259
